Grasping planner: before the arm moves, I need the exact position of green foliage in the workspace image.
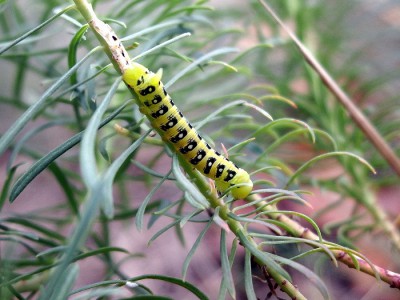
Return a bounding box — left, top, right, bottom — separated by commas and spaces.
0, 0, 398, 299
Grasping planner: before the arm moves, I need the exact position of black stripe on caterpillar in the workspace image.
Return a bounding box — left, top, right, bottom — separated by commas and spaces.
122, 63, 253, 199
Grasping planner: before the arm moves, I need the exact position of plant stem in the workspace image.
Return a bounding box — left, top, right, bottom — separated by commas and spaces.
179, 158, 307, 299
72, 0, 307, 298
258, 0, 400, 177
247, 194, 400, 289
74, 0, 400, 296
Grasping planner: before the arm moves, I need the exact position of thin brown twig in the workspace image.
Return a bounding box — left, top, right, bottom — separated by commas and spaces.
249, 194, 400, 289
258, 0, 400, 177
257, 0, 400, 253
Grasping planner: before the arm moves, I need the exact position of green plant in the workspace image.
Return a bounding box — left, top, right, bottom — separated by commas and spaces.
0, 0, 399, 299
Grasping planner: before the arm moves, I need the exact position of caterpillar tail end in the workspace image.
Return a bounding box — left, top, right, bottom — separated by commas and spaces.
216, 169, 253, 200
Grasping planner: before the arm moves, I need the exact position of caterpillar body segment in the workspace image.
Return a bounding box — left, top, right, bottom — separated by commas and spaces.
122, 62, 253, 199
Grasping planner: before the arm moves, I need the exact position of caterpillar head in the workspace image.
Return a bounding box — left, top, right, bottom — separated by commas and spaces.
122, 63, 149, 87
216, 169, 253, 200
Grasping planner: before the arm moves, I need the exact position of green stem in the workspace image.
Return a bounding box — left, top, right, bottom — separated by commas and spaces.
72, 0, 127, 73
248, 193, 400, 290
179, 157, 307, 299
73, 0, 306, 298
73, 0, 96, 23
366, 198, 400, 250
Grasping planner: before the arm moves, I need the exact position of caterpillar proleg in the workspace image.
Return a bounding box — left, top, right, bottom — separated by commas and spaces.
122, 63, 253, 199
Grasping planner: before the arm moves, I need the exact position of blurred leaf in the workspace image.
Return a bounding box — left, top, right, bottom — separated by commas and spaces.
165, 47, 239, 89
1, 165, 18, 209
135, 168, 171, 231
237, 229, 291, 281
271, 253, 330, 300
286, 151, 376, 187
9, 100, 129, 203
244, 249, 257, 300
49, 264, 79, 300
148, 219, 181, 245
0, 47, 101, 157
182, 217, 213, 281
172, 155, 208, 209
101, 129, 151, 218
128, 274, 208, 300
80, 78, 122, 187
0, 4, 75, 54
68, 24, 90, 85
219, 230, 235, 298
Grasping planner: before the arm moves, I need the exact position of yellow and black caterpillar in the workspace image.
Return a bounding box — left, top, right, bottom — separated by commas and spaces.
123, 63, 253, 199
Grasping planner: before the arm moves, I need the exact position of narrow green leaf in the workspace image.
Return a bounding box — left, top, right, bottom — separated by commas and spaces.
172, 155, 208, 209
220, 230, 235, 299
195, 100, 246, 130
125, 296, 173, 300
72, 287, 121, 300
259, 128, 336, 161
0, 4, 75, 54
38, 184, 104, 299
68, 24, 90, 85
68, 279, 128, 295
252, 233, 337, 266
179, 209, 203, 228
36, 246, 68, 258
271, 253, 330, 300
286, 151, 376, 188
4, 217, 65, 241
0, 165, 18, 209
0, 265, 54, 288
7, 120, 70, 170
131, 32, 191, 62
80, 78, 122, 187
255, 209, 324, 242
165, 47, 239, 89
164, 5, 214, 19
135, 168, 172, 231
233, 188, 305, 214
236, 229, 291, 281
132, 160, 176, 180
122, 19, 191, 42
48, 162, 79, 215
2, 228, 58, 247
228, 213, 282, 234
218, 237, 238, 300
182, 218, 213, 280
128, 274, 208, 300
46, 264, 78, 300
102, 130, 151, 218
112, 200, 162, 221
9, 101, 128, 203
252, 118, 315, 143
0, 46, 101, 157
6, 284, 25, 300
57, 64, 112, 98
148, 219, 181, 246
244, 249, 257, 300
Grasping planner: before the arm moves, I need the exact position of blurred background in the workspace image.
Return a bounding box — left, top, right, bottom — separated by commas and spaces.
1, 0, 400, 299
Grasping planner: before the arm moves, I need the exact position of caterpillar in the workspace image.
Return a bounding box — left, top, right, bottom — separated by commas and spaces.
122, 62, 253, 199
